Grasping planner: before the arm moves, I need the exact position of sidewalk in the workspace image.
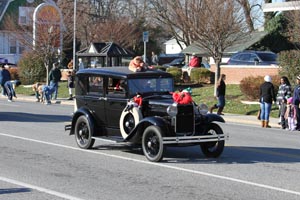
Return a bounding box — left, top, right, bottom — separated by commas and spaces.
2, 94, 281, 128
221, 113, 281, 128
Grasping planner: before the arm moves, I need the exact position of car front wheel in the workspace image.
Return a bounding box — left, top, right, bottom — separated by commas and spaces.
74, 115, 95, 149
142, 126, 164, 162
200, 123, 225, 158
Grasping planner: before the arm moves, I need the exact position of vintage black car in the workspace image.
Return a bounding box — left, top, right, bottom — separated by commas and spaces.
65, 67, 227, 162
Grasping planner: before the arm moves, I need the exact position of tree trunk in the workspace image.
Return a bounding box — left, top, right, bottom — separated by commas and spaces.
214, 59, 221, 96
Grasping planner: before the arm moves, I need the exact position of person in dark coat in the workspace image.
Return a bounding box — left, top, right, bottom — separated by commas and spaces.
292, 75, 300, 130
259, 75, 276, 128
49, 63, 61, 100
0, 65, 11, 96
210, 74, 226, 115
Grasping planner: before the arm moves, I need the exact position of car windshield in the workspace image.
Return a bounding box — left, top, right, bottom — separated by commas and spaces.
257, 53, 277, 61
170, 58, 183, 64
128, 78, 173, 96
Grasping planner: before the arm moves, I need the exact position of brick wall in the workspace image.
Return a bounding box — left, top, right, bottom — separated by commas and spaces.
210, 64, 279, 84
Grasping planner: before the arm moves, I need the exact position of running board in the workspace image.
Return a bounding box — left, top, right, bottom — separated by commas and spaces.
92, 136, 125, 143
162, 134, 228, 144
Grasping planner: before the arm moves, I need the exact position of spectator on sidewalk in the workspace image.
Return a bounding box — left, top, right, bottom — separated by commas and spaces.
259, 75, 276, 128
151, 51, 159, 66
4, 80, 21, 102
67, 71, 75, 100
292, 75, 300, 130
49, 63, 61, 100
210, 74, 226, 115
276, 76, 291, 128
285, 97, 296, 131
0, 65, 11, 96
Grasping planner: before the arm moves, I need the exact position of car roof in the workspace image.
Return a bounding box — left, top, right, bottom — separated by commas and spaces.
236, 50, 276, 54
76, 67, 173, 79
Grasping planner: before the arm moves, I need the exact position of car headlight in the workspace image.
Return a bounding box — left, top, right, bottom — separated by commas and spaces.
198, 103, 208, 114
167, 103, 178, 117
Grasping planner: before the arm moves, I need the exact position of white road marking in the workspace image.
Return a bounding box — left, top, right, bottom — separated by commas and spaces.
0, 176, 85, 200
1, 132, 300, 196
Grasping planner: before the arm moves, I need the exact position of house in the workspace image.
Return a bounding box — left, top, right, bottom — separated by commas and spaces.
181, 31, 280, 84
164, 37, 186, 54
0, 0, 61, 65
0, 0, 38, 64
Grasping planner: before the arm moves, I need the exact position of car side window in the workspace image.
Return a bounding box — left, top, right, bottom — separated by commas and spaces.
239, 54, 250, 61
88, 76, 103, 95
75, 76, 88, 95
107, 77, 127, 98
249, 54, 258, 62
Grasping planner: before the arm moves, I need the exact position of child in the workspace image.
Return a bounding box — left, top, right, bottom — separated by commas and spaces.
285, 97, 296, 131
279, 98, 287, 129
4, 80, 21, 102
32, 82, 45, 102
67, 71, 74, 100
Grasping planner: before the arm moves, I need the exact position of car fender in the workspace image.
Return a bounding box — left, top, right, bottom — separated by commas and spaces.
69, 107, 96, 135
204, 113, 225, 123
125, 116, 169, 142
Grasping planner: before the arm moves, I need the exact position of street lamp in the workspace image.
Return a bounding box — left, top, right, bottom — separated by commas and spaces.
73, 0, 77, 70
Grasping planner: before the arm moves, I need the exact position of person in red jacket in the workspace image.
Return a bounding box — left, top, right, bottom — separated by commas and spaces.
189, 53, 200, 68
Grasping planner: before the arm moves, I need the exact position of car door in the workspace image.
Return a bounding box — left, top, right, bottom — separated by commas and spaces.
105, 77, 128, 129
84, 75, 107, 126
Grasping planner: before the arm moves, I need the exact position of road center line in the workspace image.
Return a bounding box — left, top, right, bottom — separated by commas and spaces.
0, 176, 85, 200
1, 132, 300, 196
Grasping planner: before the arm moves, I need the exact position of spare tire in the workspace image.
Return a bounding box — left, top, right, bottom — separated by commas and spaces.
119, 106, 143, 139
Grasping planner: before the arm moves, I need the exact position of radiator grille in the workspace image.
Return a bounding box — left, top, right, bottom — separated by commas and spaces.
175, 104, 194, 134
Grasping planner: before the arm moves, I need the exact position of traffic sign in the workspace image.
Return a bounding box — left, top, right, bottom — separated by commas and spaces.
143, 31, 149, 42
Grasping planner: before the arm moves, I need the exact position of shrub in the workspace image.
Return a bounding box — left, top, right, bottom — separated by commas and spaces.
166, 67, 182, 84
278, 50, 300, 84
8, 67, 19, 80
190, 68, 211, 84
240, 75, 280, 100
18, 52, 46, 84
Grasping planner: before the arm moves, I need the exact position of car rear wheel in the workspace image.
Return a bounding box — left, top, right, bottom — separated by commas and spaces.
74, 115, 95, 149
200, 123, 224, 158
142, 126, 164, 162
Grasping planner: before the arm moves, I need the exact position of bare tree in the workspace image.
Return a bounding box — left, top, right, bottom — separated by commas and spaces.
3, 6, 63, 85
150, 0, 247, 94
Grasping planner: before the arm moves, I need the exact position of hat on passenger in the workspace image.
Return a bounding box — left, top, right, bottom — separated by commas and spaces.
287, 97, 293, 104
264, 75, 272, 83
182, 87, 192, 94
297, 75, 300, 80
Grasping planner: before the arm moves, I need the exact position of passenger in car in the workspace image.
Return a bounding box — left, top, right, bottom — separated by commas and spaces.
128, 56, 148, 72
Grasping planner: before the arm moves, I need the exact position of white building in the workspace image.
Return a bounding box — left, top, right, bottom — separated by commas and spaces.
0, 0, 34, 64
164, 38, 186, 54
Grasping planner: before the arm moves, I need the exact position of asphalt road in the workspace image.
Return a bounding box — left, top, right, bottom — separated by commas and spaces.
1, 99, 300, 200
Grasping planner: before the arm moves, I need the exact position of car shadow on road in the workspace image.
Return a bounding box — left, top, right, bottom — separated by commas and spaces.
0, 112, 71, 122
0, 188, 31, 195
161, 145, 300, 164
92, 144, 300, 164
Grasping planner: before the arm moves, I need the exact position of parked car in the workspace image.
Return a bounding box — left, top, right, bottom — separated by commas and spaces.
227, 51, 278, 65
162, 58, 185, 68
162, 58, 210, 71
65, 67, 227, 162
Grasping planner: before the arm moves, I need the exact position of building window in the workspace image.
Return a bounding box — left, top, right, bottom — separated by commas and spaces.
9, 39, 17, 54
19, 7, 34, 26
